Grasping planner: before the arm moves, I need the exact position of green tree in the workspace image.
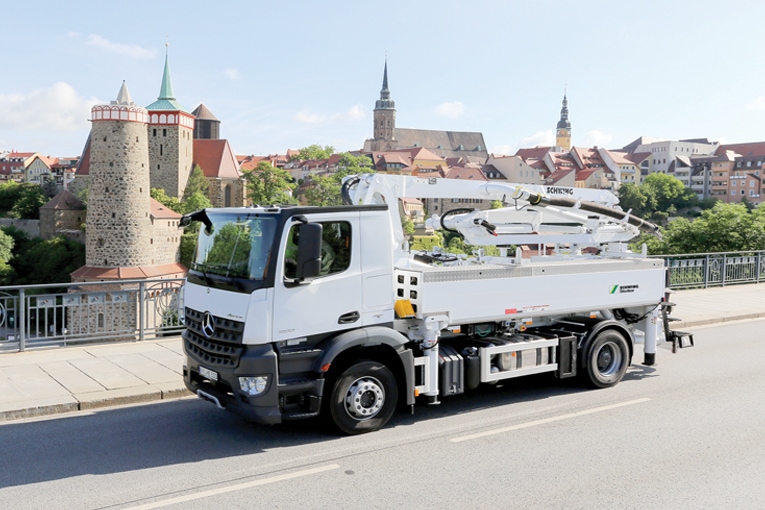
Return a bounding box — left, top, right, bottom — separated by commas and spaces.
150, 188, 182, 213
9, 235, 85, 285
243, 161, 297, 205
303, 152, 373, 206
11, 184, 47, 219
290, 144, 335, 161
0, 181, 22, 213
641, 173, 691, 212
636, 201, 765, 255
181, 191, 213, 215
0, 229, 15, 284
617, 183, 649, 217
402, 217, 415, 236
183, 165, 209, 201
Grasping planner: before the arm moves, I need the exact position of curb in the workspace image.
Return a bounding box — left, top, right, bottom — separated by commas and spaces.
671, 312, 765, 329
0, 385, 193, 423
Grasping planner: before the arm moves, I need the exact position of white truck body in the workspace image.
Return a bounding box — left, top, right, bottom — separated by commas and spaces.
180, 174, 691, 434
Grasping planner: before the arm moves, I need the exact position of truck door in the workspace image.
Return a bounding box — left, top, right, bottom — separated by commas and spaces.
272, 214, 362, 342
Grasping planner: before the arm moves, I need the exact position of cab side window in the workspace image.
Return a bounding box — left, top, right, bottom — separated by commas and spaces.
284, 221, 351, 279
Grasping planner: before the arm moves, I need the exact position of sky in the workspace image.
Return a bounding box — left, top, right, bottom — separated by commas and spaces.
2, 0, 765, 159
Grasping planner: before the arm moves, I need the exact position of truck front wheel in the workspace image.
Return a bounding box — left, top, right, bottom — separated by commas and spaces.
585, 331, 629, 389
328, 360, 398, 435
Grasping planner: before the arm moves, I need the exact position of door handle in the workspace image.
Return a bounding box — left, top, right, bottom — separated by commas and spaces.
338, 311, 360, 324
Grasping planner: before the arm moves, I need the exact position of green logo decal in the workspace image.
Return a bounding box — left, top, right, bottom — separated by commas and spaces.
610, 285, 619, 294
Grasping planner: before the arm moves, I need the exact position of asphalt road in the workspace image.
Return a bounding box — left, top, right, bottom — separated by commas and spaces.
1, 319, 764, 510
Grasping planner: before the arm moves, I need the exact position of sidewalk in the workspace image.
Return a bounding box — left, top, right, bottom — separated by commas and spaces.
1, 285, 764, 423
0, 338, 190, 422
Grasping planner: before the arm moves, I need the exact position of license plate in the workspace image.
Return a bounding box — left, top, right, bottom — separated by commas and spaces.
199, 366, 218, 382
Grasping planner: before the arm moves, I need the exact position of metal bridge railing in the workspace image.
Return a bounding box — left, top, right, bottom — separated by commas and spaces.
656, 251, 765, 289
0, 278, 185, 353
1, 251, 762, 352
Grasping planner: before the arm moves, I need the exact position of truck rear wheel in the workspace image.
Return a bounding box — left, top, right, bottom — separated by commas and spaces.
585, 330, 629, 388
328, 360, 398, 435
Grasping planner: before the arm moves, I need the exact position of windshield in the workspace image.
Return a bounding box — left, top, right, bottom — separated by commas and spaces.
191, 213, 277, 280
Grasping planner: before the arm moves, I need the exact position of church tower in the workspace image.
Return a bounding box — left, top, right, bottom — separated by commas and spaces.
146, 46, 195, 198
84, 81, 153, 269
555, 91, 572, 152
371, 60, 396, 150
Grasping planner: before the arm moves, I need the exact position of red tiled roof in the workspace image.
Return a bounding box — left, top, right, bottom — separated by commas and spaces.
715, 142, 765, 158
70, 263, 186, 280
515, 147, 552, 162
150, 198, 182, 219
40, 190, 85, 210
193, 139, 241, 179
445, 167, 488, 181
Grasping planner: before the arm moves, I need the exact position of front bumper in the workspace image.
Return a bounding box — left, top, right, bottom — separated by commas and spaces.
184, 339, 325, 424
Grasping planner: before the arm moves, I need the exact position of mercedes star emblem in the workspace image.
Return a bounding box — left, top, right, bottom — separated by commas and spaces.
201, 311, 215, 338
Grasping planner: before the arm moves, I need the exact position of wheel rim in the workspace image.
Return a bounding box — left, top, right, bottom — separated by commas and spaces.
596, 342, 623, 377
344, 376, 385, 420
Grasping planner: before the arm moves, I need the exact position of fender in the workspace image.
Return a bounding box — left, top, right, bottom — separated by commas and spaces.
313, 326, 416, 406
578, 319, 634, 369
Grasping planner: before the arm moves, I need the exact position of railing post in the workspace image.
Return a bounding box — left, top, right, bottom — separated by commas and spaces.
704, 254, 709, 288
139, 281, 145, 342
722, 253, 727, 286
19, 288, 25, 352
758, 252, 762, 284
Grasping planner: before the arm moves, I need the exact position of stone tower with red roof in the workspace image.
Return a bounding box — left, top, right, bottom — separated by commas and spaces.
146, 46, 195, 198
71, 81, 185, 283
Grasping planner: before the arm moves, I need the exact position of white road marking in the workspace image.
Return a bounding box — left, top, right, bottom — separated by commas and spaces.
450, 398, 651, 443
126, 464, 340, 509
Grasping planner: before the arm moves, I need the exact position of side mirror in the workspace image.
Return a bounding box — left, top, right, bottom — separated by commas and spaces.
296, 223, 323, 281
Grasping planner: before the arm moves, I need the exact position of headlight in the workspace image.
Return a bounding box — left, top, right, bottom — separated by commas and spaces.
238, 376, 269, 396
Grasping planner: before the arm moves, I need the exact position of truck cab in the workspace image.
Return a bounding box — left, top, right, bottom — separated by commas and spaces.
182, 205, 408, 428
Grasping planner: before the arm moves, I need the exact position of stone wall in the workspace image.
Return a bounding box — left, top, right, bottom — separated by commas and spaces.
40, 209, 85, 240
86, 120, 153, 268
209, 177, 247, 208
151, 217, 182, 265
0, 218, 40, 238
148, 124, 194, 198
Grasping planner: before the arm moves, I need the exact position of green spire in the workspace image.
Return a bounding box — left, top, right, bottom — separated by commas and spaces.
146, 44, 185, 112
158, 45, 175, 100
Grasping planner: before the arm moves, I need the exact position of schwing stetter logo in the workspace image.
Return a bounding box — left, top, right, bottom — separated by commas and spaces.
611, 284, 639, 294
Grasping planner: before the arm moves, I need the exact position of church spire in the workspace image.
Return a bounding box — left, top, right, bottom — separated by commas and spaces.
158, 44, 175, 101
146, 44, 184, 112
375, 59, 395, 110
555, 88, 572, 151
381, 59, 390, 100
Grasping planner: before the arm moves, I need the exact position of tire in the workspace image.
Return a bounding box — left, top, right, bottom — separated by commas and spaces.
327, 360, 398, 435
584, 330, 629, 389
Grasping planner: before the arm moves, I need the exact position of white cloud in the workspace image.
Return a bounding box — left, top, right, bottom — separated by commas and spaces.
434, 101, 465, 119
225, 68, 241, 80
346, 105, 365, 120
295, 109, 324, 124
0, 82, 99, 132
294, 105, 366, 124
520, 130, 555, 148
747, 97, 765, 111
86, 35, 155, 59
582, 130, 613, 148
491, 144, 514, 156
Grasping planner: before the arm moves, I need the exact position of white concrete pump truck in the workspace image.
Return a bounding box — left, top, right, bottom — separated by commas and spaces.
179, 173, 693, 434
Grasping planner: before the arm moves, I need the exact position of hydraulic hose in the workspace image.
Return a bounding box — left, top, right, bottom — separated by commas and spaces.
525, 193, 660, 236
341, 176, 361, 205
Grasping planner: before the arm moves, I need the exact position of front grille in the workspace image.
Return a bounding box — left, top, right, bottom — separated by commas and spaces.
184, 307, 245, 367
